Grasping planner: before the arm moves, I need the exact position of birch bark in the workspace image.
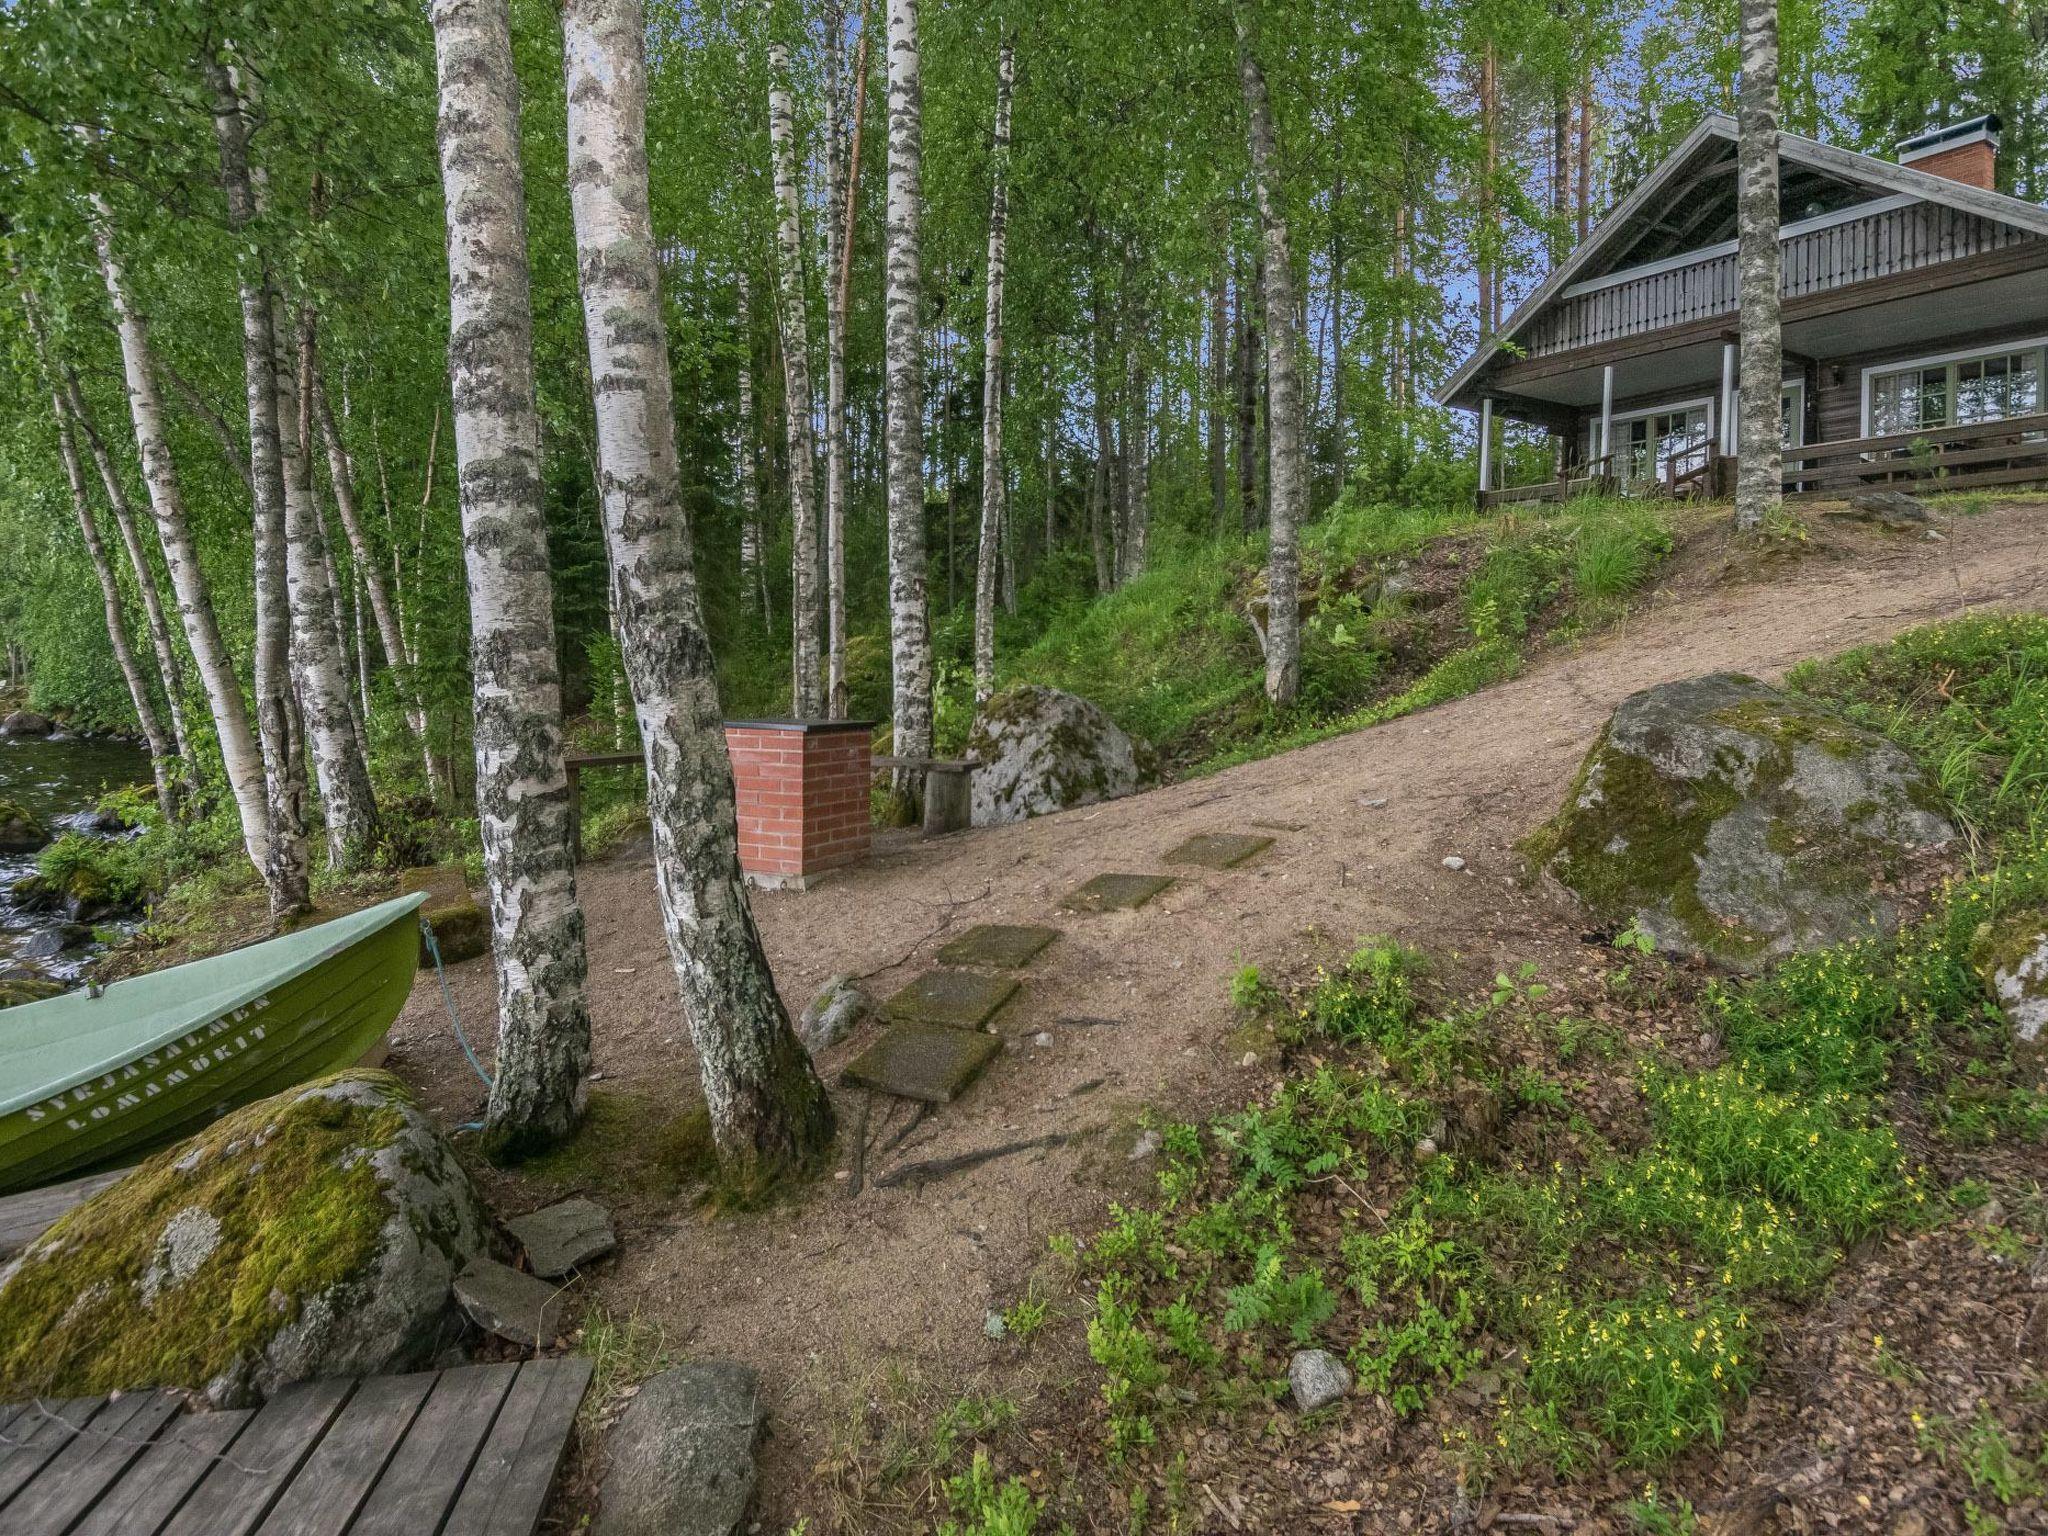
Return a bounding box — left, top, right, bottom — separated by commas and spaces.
823, 0, 851, 717
431, 0, 592, 1156
734, 269, 767, 622
1735, 0, 1784, 532
972, 35, 1015, 704
1235, 10, 1302, 706
204, 50, 309, 918
883, 0, 933, 791
22, 291, 181, 815
62, 368, 194, 773
561, 0, 834, 1175
283, 311, 380, 865
767, 30, 823, 717
90, 205, 273, 877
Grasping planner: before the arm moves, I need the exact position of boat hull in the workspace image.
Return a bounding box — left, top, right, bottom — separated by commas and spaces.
0, 900, 426, 1195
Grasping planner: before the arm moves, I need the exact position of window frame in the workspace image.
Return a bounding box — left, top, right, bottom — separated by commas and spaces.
1861, 337, 2048, 439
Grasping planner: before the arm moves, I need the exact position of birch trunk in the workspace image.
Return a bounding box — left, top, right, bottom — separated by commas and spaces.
1234, 255, 1259, 535
284, 311, 379, 865
884, 0, 933, 790
767, 32, 823, 717
734, 270, 767, 623
561, 0, 833, 1176
314, 469, 370, 776
90, 205, 273, 875
1235, 13, 1302, 707
1089, 278, 1112, 590
23, 293, 181, 815
823, 0, 852, 718
1735, 0, 1784, 532
431, 0, 592, 1157
972, 36, 1015, 704
313, 366, 438, 783
1208, 276, 1229, 533
62, 368, 195, 773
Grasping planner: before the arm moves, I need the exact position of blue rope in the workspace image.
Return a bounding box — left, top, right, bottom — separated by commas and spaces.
422, 917, 494, 1096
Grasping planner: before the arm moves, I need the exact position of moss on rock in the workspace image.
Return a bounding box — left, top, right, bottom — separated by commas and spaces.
0, 798, 48, 854
1526, 673, 1955, 969
1971, 910, 2048, 1069
967, 684, 1145, 827
0, 1069, 488, 1405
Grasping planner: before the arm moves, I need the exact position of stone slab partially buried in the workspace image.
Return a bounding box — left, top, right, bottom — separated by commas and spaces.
841, 1021, 1003, 1103
506, 1196, 617, 1279
1061, 872, 1175, 913
937, 923, 1062, 970
453, 1256, 569, 1349
597, 1361, 764, 1536
883, 968, 1020, 1029
1166, 832, 1275, 870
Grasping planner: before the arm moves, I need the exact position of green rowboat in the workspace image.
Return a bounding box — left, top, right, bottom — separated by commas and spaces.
0, 892, 429, 1195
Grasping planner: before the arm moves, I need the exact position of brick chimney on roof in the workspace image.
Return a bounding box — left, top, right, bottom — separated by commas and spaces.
1898, 114, 2002, 191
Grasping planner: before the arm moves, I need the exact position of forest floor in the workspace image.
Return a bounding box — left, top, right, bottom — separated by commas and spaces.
380, 498, 2048, 1533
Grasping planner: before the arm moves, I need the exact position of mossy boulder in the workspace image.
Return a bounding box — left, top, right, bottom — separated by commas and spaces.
400, 866, 491, 966
0, 799, 48, 854
967, 684, 1146, 827
0, 710, 53, 738
1528, 673, 1955, 969
0, 971, 64, 1009
0, 1070, 489, 1406
1971, 912, 2048, 1071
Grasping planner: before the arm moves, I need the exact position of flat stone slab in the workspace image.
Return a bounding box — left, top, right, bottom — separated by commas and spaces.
506, 1196, 616, 1279
1061, 872, 1175, 912
1166, 832, 1275, 870
882, 968, 1020, 1029
597, 1361, 763, 1536
936, 923, 1061, 969
454, 1256, 569, 1349
841, 1021, 1003, 1104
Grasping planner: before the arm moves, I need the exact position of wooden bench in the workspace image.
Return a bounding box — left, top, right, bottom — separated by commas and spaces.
872, 756, 980, 836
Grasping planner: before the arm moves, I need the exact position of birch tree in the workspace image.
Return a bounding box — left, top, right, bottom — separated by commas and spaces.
561, 0, 835, 1177
91, 205, 274, 880
823, 0, 855, 717
884, 0, 934, 794
430, 0, 592, 1157
972, 35, 1016, 705
284, 311, 380, 865
1735, 0, 1785, 533
734, 269, 767, 622
766, 27, 823, 717
204, 52, 310, 917
1234, 5, 1302, 707
20, 287, 181, 815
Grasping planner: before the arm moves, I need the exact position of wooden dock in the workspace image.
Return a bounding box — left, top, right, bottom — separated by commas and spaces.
0, 1356, 592, 1535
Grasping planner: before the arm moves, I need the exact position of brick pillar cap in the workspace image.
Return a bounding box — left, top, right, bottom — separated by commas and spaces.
723, 718, 880, 734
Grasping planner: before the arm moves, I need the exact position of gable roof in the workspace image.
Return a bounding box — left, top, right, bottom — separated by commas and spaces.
1438, 114, 2048, 409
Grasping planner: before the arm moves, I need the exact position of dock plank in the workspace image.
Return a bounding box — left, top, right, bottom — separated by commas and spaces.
0, 1397, 105, 1511
0, 1390, 179, 1536
347, 1362, 518, 1536
439, 1359, 594, 1536
253, 1373, 436, 1536
159, 1380, 352, 1536
0, 1170, 131, 1263
67, 1409, 253, 1536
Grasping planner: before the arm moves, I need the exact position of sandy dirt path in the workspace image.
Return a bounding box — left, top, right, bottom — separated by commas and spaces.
385, 502, 2048, 1522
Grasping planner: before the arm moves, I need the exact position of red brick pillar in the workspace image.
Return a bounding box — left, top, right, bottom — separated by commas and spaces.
724, 720, 875, 890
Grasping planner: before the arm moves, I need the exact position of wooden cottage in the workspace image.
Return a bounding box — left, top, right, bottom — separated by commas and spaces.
1440, 114, 2048, 506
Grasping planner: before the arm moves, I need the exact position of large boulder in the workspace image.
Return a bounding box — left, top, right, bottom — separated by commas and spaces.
1972, 912, 2048, 1071
967, 684, 1144, 828
1529, 673, 1955, 969
0, 799, 48, 854
1, 710, 53, 738
598, 1362, 764, 1536
401, 865, 491, 966
0, 1070, 489, 1407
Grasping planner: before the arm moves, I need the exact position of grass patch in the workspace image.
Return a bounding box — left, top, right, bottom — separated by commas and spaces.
519, 1089, 717, 1203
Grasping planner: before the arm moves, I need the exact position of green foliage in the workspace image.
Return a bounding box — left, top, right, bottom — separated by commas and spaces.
1220, 1242, 1338, 1345
937, 1451, 1042, 1536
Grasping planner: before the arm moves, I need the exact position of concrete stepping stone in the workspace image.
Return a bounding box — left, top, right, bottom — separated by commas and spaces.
883, 968, 1019, 1029
598, 1361, 763, 1536
1166, 832, 1274, 870
454, 1256, 569, 1349
841, 1021, 1003, 1104
937, 923, 1061, 969
506, 1196, 616, 1279
1061, 872, 1174, 912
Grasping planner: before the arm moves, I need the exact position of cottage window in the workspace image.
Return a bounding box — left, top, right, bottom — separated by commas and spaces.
1869, 345, 2045, 436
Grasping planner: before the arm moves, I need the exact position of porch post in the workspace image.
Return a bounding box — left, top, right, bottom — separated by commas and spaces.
1598, 365, 1615, 465
1720, 342, 1738, 455
1477, 396, 1494, 497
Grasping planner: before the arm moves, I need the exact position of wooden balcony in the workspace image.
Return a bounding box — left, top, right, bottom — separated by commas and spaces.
1782, 412, 2048, 498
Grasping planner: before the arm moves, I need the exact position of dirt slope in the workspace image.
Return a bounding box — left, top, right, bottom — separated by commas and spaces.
385, 501, 2048, 1527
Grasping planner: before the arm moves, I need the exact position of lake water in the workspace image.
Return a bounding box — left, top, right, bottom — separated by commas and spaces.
0, 733, 152, 982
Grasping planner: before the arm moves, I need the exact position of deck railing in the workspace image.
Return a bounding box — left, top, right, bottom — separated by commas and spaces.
1781, 412, 2048, 499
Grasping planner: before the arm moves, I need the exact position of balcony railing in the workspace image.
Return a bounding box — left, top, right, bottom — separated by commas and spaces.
1781, 412, 2048, 498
